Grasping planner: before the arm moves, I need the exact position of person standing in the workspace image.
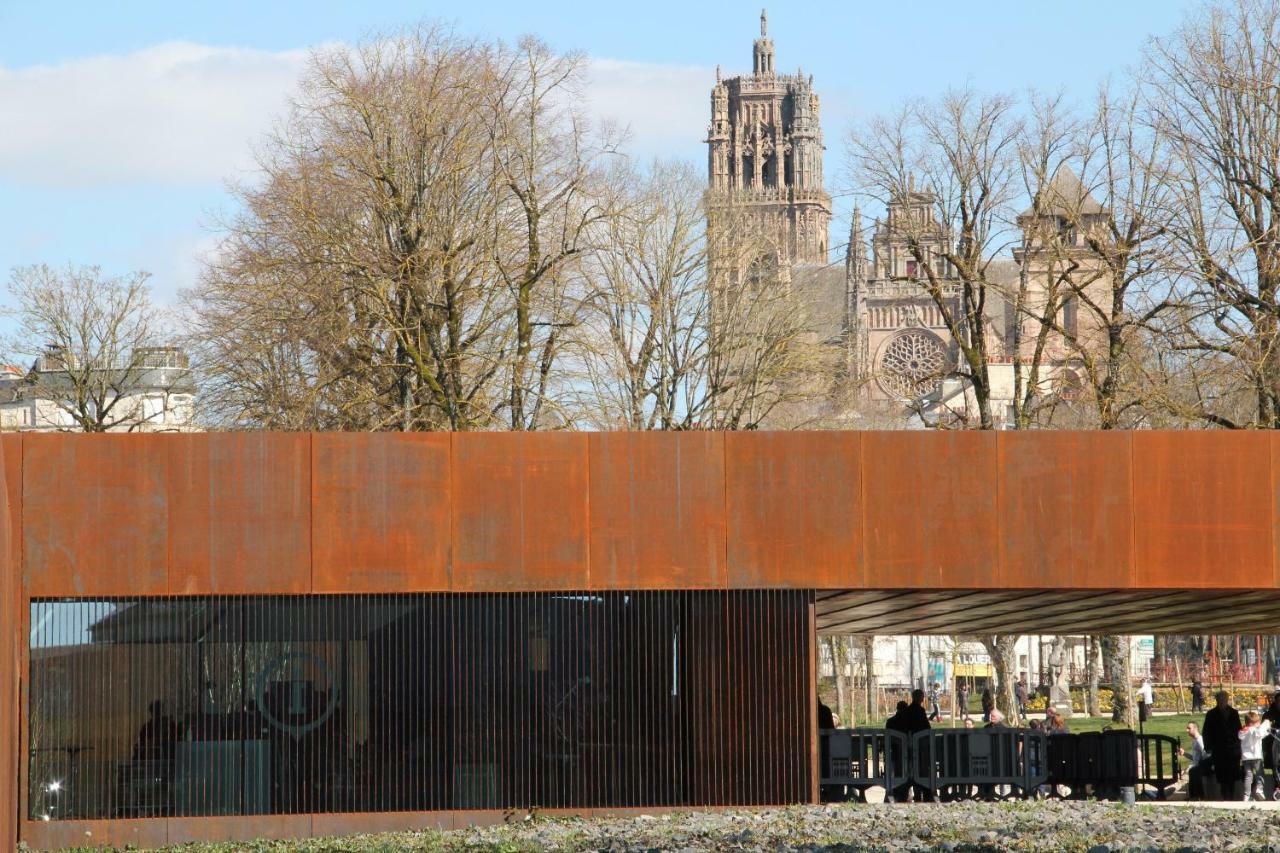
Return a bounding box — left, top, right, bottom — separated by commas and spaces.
1138, 678, 1154, 724
1264, 691, 1280, 800
1015, 675, 1028, 718
927, 682, 942, 722
957, 683, 970, 721
1203, 690, 1243, 800
1191, 679, 1205, 714
901, 689, 934, 802
885, 701, 911, 803
981, 687, 994, 723
1239, 710, 1272, 801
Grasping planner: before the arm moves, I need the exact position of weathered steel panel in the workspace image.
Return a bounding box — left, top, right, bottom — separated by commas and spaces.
588, 432, 726, 589
312, 433, 451, 593
4, 434, 21, 572
167, 814, 313, 845
167, 433, 312, 594
311, 811, 455, 836
1133, 431, 1271, 587
862, 431, 999, 587
452, 433, 588, 590
20, 818, 145, 851
24, 434, 169, 597
726, 431, 861, 589
0, 435, 14, 853
998, 431, 1134, 588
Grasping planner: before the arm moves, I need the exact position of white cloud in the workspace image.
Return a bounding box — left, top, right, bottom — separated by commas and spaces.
0, 42, 309, 189
0, 45, 713, 189
584, 58, 711, 164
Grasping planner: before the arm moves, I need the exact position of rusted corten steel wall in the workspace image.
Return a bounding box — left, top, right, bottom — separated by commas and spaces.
17, 430, 1280, 598
8, 429, 1280, 850
0, 437, 18, 853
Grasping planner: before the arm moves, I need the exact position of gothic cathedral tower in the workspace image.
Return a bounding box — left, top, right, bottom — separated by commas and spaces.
706, 10, 832, 268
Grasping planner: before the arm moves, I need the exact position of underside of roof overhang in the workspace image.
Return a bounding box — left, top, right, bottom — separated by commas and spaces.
816, 589, 1280, 635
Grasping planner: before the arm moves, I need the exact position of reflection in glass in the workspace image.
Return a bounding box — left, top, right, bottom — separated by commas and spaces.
28, 591, 812, 819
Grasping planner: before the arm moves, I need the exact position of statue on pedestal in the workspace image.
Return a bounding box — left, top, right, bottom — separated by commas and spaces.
1047, 636, 1073, 716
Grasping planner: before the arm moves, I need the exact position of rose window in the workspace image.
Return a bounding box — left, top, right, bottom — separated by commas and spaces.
877, 330, 946, 399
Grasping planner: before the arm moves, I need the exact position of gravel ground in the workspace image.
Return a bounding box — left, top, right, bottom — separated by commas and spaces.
113, 802, 1280, 852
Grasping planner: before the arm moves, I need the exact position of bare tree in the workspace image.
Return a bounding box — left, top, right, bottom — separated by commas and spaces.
849, 88, 1022, 429
485, 37, 619, 430
5, 265, 172, 432
859, 635, 878, 723
1144, 0, 1280, 427
1007, 92, 1079, 429
1103, 634, 1137, 727
980, 634, 1022, 726
571, 160, 830, 429
1085, 635, 1102, 717
189, 25, 616, 431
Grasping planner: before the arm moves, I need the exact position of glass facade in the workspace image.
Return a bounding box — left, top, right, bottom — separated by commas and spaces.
28, 591, 812, 820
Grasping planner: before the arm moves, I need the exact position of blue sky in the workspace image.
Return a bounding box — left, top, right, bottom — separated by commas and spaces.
0, 1, 1193, 306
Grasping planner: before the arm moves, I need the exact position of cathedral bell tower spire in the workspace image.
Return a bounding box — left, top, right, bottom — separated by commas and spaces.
753, 8, 775, 76
707, 10, 830, 268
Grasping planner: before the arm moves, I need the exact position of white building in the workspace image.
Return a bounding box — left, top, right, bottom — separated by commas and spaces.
0, 346, 196, 432
843, 634, 1153, 693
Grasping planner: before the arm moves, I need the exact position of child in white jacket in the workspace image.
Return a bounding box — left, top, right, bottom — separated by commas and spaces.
1239, 710, 1272, 801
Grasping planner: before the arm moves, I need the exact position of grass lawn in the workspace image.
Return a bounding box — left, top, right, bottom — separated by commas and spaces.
940, 712, 1204, 746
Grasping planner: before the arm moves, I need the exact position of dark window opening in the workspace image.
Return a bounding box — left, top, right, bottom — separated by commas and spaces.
1062, 297, 1078, 336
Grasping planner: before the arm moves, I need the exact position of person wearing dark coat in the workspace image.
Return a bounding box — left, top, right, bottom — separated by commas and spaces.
818, 701, 836, 731
1263, 691, 1280, 798
1203, 690, 1243, 800
981, 687, 995, 723
1191, 679, 1205, 713
905, 688, 932, 735
895, 689, 934, 803
884, 701, 912, 802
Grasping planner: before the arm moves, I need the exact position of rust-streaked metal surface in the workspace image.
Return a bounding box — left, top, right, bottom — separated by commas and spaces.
1133, 431, 1273, 588
726, 431, 862, 588
166, 814, 315, 845
15, 429, 1280, 850
25, 434, 171, 597
451, 432, 589, 590
15, 430, 1280, 597
0, 435, 14, 853
588, 432, 726, 589
862, 431, 999, 588
312, 433, 451, 592
167, 433, 311, 595
998, 431, 1134, 588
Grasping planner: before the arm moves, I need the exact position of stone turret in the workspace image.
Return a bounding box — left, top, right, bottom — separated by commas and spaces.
845, 208, 869, 379
753, 9, 774, 75
705, 10, 832, 268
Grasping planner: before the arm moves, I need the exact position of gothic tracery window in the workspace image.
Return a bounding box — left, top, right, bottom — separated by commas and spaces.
877, 330, 947, 400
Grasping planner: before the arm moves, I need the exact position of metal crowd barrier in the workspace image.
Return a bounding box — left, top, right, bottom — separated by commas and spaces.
912, 728, 1049, 800
818, 727, 1179, 803
1044, 730, 1179, 799
1137, 734, 1182, 799
819, 728, 910, 802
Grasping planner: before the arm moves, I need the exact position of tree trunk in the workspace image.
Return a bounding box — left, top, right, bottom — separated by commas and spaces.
1103, 634, 1136, 727
859, 635, 877, 723
831, 637, 848, 727
983, 634, 1020, 726
1086, 635, 1101, 717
